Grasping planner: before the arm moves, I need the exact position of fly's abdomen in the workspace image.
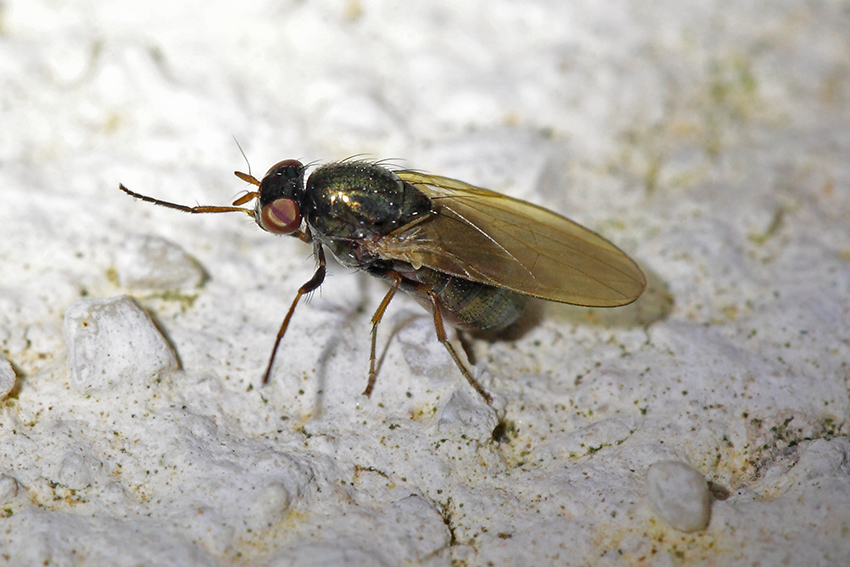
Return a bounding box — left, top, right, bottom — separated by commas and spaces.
402, 267, 526, 332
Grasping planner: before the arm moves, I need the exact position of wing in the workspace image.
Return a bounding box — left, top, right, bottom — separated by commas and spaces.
383, 171, 646, 307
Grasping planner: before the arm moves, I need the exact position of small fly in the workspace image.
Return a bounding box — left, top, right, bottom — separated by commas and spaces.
119, 159, 646, 402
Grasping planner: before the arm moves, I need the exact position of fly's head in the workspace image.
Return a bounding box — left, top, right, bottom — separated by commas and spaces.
252, 159, 306, 235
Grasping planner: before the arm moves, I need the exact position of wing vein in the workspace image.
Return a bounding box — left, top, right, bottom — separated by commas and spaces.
392, 172, 645, 306
433, 196, 539, 283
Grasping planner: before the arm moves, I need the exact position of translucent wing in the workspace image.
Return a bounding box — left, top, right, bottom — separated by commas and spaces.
383, 171, 646, 307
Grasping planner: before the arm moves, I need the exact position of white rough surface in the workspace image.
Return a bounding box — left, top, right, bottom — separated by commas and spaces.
114, 234, 207, 291
0, 355, 16, 398
647, 461, 712, 533
63, 295, 179, 390
1, 1, 849, 566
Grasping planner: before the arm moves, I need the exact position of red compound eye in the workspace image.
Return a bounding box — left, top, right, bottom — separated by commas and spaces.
260, 198, 301, 234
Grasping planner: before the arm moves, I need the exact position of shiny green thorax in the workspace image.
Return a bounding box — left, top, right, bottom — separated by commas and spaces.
304, 162, 432, 242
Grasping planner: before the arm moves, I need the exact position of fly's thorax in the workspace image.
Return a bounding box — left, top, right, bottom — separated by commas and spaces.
318, 237, 384, 271
303, 162, 432, 241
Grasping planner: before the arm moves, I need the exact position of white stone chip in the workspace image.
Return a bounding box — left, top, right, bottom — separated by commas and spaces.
0, 355, 15, 398
63, 296, 179, 391
437, 389, 499, 443
647, 461, 713, 533
0, 475, 18, 503
114, 234, 206, 291
56, 453, 96, 490
243, 482, 293, 532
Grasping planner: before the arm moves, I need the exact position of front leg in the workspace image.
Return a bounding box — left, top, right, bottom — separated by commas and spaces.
262, 243, 327, 385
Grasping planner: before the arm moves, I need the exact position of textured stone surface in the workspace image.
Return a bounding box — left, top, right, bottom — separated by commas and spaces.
0, 1, 848, 565
63, 295, 178, 391
647, 461, 712, 533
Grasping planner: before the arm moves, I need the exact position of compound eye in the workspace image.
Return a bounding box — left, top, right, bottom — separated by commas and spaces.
259, 198, 301, 234
264, 159, 303, 179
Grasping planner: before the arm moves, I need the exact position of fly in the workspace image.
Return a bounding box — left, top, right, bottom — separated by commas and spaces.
119, 159, 646, 402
